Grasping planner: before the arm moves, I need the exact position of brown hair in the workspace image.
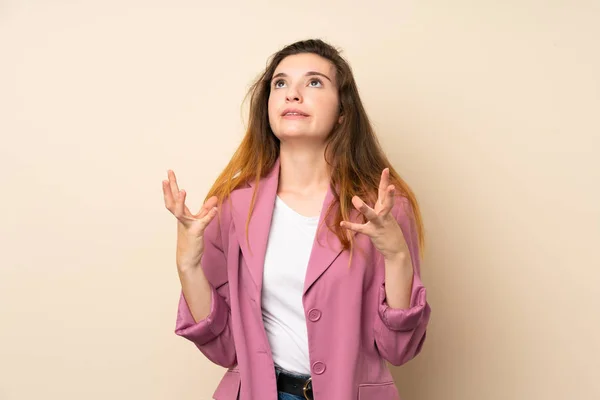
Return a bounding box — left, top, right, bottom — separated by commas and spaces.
205, 38, 425, 256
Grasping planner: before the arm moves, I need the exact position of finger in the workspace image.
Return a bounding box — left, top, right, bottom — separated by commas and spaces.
167, 170, 180, 198
352, 196, 379, 222
199, 206, 219, 229
340, 220, 370, 236
204, 196, 219, 213
163, 181, 191, 217
191, 206, 218, 232
162, 180, 174, 210
174, 188, 186, 218
378, 168, 390, 206
381, 185, 396, 215
195, 196, 219, 218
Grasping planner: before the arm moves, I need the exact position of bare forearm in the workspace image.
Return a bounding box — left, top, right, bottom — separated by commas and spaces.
384, 253, 414, 309
178, 266, 212, 323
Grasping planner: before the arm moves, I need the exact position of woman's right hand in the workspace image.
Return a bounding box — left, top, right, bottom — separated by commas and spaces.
162, 170, 219, 272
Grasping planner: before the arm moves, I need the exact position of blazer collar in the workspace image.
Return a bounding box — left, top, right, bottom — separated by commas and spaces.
229, 157, 345, 301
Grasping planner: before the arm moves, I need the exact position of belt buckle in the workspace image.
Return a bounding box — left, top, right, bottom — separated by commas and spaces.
302, 377, 312, 400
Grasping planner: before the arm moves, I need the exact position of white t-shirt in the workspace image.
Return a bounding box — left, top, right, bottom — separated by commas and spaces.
261, 196, 319, 375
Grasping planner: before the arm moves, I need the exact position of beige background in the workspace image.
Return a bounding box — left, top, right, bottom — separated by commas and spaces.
1, 1, 599, 399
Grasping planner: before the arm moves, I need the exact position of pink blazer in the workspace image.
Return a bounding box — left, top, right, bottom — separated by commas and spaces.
175, 159, 431, 400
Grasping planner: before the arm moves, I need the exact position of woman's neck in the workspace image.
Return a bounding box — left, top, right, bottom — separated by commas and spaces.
277, 145, 330, 196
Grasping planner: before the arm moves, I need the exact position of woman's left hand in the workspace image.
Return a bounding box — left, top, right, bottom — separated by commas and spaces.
340, 168, 410, 262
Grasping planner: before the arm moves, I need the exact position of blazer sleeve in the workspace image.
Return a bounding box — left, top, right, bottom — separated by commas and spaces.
374, 197, 431, 366
174, 210, 237, 368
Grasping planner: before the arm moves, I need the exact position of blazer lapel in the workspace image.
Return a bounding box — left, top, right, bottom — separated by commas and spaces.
302, 185, 345, 295
230, 159, 280, 298
229, 157, 355, 300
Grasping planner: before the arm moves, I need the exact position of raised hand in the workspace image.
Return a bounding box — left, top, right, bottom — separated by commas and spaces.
340, 168, 409, 261
162, 170, 218, 270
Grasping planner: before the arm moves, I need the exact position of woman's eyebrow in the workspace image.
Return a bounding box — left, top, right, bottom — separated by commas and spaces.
271, 71, 332, 83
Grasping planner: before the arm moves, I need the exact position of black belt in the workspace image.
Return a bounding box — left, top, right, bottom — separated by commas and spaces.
276, 369, 313, 400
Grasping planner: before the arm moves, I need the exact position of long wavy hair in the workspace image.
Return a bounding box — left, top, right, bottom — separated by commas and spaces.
205, 39, 425, 257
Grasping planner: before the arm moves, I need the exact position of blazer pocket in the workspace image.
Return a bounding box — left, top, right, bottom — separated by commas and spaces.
212, 370, 241, 400
358, 382, 400, 400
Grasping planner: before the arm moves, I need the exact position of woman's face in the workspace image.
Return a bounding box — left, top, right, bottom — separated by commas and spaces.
268, 53, 341, 143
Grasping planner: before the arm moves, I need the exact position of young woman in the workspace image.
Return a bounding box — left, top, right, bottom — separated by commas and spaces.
163, 38, 431, 400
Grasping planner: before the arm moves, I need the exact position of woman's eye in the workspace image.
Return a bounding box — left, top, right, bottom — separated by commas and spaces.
273, 78, 322, 88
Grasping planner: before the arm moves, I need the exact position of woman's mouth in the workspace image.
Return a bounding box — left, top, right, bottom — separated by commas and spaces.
282, 112, 309, 119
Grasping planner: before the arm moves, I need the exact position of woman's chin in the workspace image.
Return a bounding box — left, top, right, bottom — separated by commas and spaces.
275, 130, 325, 141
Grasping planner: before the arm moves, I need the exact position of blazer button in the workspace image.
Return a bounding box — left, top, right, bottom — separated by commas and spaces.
308, 309, 321, 322
312, 361, 326, 375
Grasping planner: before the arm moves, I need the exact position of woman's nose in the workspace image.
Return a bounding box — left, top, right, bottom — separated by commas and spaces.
285, 86, 302, 102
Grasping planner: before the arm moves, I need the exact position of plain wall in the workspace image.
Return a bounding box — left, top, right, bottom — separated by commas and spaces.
1, 1, 598, 399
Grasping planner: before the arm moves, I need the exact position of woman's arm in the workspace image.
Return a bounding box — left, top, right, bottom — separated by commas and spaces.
174, 211, 237, 368
373, 198, 431, 366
